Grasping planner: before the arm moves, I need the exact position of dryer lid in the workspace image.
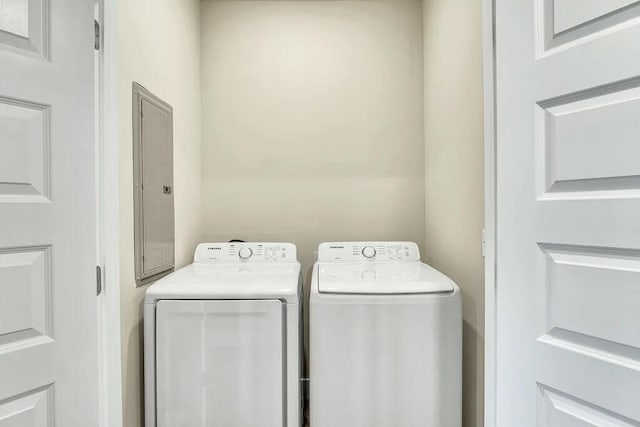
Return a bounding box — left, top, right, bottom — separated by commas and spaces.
317, 262, 454, 294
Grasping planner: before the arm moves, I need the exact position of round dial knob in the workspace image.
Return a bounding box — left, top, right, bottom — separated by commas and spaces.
362, 246, 376, 259
238, 247, 253, 260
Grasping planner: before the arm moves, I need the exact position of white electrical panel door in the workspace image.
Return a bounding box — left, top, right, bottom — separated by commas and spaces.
155, 300, 284, 427
140, 98, 173, 275
133, 83, 174, 285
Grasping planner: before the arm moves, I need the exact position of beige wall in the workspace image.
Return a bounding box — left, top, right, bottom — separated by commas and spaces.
199, 0, 426, 361
423, 0, 485, 426
117, 0, 203, 425
116, 1, 484, 425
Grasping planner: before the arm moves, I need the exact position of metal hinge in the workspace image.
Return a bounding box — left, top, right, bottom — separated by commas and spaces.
96, 265, 103, 295
94, 20, 101, 50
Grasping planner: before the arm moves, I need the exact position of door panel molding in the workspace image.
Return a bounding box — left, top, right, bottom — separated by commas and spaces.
536, 0, 640, 57
0, 383, 54, 425
0, 95, 50, 202
0, 245, 53, 352
535, 76, 640, 200
0, 0, 49, 59
537, 384, 640, 427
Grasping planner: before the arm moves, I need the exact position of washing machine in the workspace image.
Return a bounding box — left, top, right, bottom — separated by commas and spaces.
310, 241, 462, 427
144, 242, 302, 427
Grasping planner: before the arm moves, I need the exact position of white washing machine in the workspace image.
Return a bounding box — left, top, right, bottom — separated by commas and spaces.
144, 242, 302, 427
310, 241, 462, 427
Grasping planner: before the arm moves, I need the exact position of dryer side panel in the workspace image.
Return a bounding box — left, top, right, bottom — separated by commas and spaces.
155, 299, 284, 427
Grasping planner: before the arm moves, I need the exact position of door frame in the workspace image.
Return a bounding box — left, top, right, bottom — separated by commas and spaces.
96, 0, 123, 426
93, 0, 503, 424
482, 0, 497, 426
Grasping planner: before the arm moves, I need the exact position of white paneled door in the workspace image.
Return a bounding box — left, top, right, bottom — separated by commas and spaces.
495, 1, 640, 426
0, 0, 99, 425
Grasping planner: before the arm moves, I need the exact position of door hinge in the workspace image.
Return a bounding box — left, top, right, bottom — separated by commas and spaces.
96, 265, 103, 295
94, 19, 101, 50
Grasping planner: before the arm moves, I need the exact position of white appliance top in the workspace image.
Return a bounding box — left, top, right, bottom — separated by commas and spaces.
317, 242, 455, 294
194, 242, 297, 264
145, 243, 301, 304
317, 241, 421, 263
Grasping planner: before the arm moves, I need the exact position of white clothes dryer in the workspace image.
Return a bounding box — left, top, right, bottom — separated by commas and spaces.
310, 241, 462, 427
144, 242, 302, 427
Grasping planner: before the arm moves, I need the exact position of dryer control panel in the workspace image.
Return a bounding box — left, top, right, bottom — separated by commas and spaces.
318, 242, 420, 262
194, 242, 297, 263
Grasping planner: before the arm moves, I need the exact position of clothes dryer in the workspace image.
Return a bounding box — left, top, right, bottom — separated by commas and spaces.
144, 242, 302, 427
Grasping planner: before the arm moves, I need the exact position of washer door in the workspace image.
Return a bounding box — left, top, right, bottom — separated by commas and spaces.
155, 299, 284, 427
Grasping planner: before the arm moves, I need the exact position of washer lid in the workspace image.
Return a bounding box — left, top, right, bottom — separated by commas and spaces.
318, 261, 454, 294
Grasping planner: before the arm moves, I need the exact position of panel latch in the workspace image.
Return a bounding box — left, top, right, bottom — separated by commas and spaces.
94, 20, 100, 51
96, 265, 103, 295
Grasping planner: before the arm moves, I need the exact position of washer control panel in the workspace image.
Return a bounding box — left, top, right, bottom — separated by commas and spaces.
194, 242, 297, 263
318, 242, 420, 262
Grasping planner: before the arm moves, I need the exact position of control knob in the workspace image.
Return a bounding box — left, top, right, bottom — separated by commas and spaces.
362, 246, 376, 259
238, 247, 253, 260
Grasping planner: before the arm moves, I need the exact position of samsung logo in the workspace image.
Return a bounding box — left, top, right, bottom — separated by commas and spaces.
208, 247, 222, 251
329, 246, 345, 249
